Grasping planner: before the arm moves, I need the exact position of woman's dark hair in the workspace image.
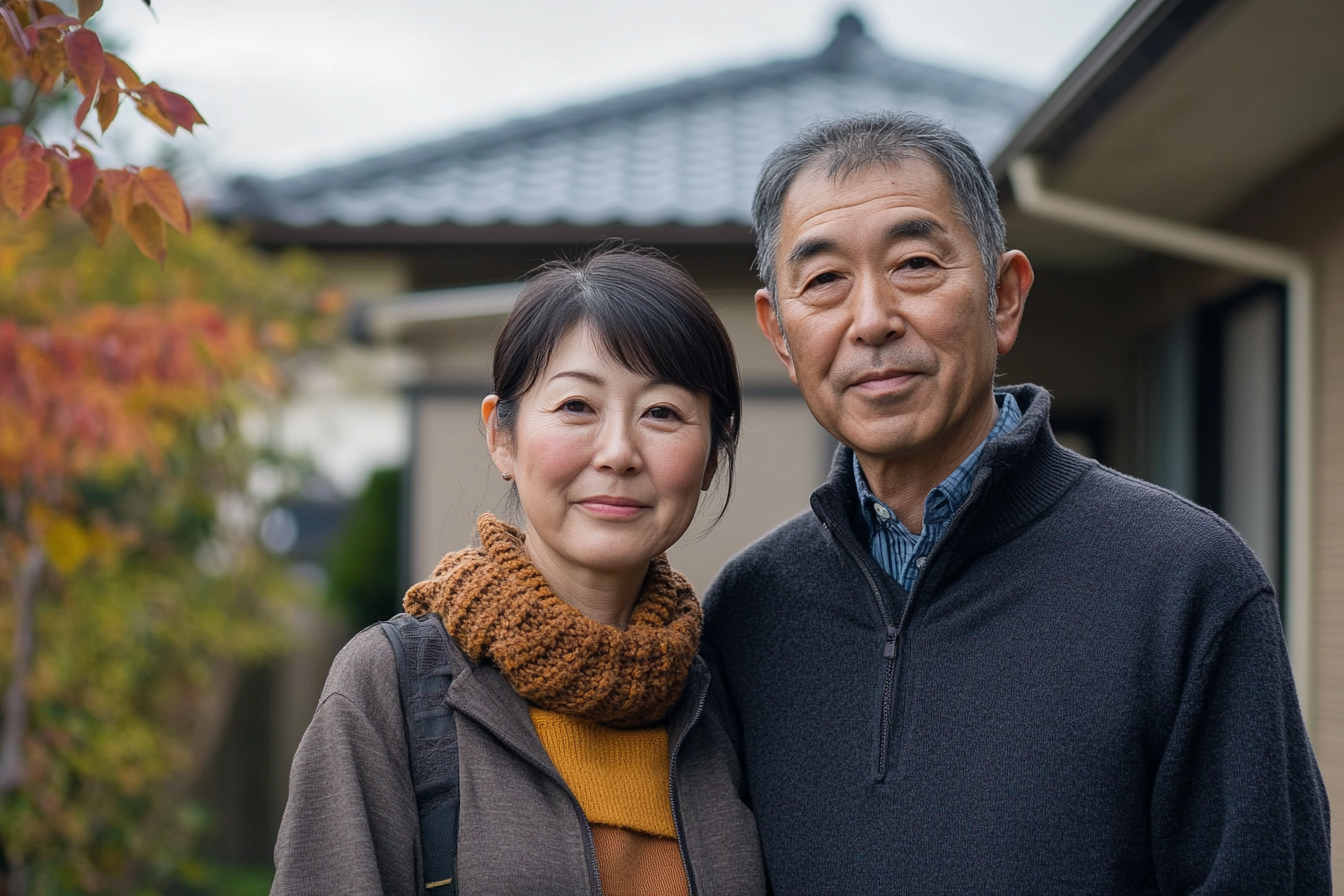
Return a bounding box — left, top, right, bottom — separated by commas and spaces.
491, 243, 742, 521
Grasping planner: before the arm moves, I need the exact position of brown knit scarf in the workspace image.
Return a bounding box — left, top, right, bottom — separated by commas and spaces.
402, 513, 702, 728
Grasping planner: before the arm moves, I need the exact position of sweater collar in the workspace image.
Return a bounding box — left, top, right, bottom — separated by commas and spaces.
813, 384, 1092, 554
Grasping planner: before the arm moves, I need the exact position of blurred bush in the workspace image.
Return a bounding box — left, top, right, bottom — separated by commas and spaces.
0, 211, 337, 893
324, 466, 403, 629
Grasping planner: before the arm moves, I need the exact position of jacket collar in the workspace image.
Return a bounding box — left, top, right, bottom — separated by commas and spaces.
811, 384, 1093, 558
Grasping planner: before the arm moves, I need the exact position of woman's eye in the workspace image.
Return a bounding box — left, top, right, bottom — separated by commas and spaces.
647, 406, 678, 421
561, 399, 590, 413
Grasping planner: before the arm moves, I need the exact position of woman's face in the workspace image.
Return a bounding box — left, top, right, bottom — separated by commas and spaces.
484, 324, 716, 585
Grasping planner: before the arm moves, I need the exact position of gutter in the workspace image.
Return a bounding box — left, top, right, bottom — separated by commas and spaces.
1008, 155, 1317, 730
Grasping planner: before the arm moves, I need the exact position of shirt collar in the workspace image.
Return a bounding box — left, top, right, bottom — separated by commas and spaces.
854, 391, 1023, 532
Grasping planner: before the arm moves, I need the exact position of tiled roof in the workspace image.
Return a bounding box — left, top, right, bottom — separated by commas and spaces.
215, 14, 1040, 230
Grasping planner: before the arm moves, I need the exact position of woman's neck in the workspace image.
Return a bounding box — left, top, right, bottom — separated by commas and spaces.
522, 535, 646, 630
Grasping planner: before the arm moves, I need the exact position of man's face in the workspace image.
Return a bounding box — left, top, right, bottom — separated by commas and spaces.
756, 158, 1027, 466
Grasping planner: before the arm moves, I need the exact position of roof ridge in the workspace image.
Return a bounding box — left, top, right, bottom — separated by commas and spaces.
221, 12, 1037, 209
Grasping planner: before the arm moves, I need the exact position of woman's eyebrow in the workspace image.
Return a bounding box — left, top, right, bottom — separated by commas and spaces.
547, 370, 605, 386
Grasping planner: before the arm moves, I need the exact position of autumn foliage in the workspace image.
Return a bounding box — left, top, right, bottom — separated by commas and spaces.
0, 0, 203, 263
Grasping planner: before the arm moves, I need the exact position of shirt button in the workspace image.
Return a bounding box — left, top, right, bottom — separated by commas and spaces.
915, 556, 928, 569
874, 504, 891, 520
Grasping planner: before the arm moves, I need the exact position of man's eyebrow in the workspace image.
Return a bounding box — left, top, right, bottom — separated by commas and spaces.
886, 218, 947, 241
784, 219, 950, 271
784, 238, 836, 270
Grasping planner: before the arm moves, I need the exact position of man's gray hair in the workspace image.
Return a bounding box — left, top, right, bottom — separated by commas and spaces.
752, 111, 1006, 318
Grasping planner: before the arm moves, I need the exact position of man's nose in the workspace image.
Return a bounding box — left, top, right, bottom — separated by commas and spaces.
849, 274, 905, 346
593, 415, 641, 474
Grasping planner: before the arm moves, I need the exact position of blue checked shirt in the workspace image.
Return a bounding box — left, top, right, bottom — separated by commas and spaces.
854, 392, 1023, 591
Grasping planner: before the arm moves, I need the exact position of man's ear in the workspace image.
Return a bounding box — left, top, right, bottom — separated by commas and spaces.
755, 289, 798, 386
992, 250, 1033, 356
481, 395, 515, 479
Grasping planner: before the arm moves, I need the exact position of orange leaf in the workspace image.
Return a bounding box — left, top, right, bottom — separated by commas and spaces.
104, 52, 141, 89
136, 167, 189, 234
35, 1, 66, 18
79, 177, 111, 244
36, 27, 63, 77
19, 138, 44, 160
76, 0, 103, 23
133, 94, 175, 136
96, 85, 118, 131
99, 167, 132, 224
63, 28, 102, 96
0, 8, 30, 54
66, 151, 95, 208
0, 124, 23, 156
1, 156, 51, 219
43, 151, 70, 203
125, 199, 165, 265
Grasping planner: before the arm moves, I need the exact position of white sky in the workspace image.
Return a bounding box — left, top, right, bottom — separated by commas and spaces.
84, 0, 1131, 194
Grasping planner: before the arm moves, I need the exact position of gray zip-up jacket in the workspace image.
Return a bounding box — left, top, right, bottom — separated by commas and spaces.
271, 626, 766, 896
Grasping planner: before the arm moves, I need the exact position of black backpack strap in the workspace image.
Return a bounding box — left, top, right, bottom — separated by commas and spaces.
380, 613, 460, 893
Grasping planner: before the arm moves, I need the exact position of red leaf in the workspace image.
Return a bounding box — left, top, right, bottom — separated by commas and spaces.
63, 28, 103, 97
32, 14, 80, 29
143, 82, 206, 133
1, 156, 51, 219
67, 151, 95, 209
136, 167, 189, 234
74, 85, 94, 128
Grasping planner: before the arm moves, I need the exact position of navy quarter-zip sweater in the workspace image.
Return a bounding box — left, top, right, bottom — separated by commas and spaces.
702, 384, 1329, 895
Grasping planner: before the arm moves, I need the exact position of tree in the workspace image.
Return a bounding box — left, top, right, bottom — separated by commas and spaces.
0, 2, 334, 891
0, 0, 204, 265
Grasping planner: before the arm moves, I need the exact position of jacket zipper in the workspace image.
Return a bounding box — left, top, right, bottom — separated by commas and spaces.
820, 473, 984, 783
453, 710, 606, 895
821, 517, 900, 782
667, 684, 707, 896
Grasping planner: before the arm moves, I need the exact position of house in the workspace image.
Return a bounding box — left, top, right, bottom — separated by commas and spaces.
988, 0, 1344, 870
216, 12, 1041, 594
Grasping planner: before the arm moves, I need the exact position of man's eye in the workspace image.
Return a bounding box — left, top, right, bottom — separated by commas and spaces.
810, 272, 840, 287
903, 257, 935, 270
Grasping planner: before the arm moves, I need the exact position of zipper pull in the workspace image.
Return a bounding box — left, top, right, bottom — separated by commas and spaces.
883, 626, 898, 658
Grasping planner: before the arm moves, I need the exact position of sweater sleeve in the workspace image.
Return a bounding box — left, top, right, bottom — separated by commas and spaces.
1151, 592, 1331, 894
271, 628, 421, 896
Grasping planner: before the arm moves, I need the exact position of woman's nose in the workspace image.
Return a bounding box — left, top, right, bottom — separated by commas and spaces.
593, 416, 641, 473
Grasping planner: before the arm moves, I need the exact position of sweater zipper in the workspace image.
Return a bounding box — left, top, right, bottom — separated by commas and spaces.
667, 686, 706, 896
454, 710, 605, 895
821, 517, 900, 782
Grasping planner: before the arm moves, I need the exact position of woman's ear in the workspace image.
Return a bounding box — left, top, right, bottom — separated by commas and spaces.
481, 395, 515, 479
701, 451, 719, 491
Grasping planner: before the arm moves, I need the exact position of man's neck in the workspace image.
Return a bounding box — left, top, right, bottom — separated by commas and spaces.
856, 396, 1000, 534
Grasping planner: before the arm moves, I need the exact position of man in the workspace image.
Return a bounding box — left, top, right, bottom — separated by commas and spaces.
701, 111, 1330, 894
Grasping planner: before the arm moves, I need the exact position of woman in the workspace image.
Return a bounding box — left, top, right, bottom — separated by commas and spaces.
272, 246, 765, 896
